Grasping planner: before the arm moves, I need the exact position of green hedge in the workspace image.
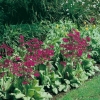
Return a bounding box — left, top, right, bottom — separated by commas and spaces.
0, 0, 65, 24
0, 0, 99, 25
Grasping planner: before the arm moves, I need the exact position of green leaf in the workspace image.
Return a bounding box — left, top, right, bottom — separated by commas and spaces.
10, 88, 25, 99
57, 71, 63, 77
46, 82, 50, 88
71, 83, 79, 88
80, 73, 88, 81
86, 72, 92, 76
5, 77, 12, 91
63, 85, 70, 92
64, 79, 70, 85
58, 84, 65, 92
70, 78, 80, 84
31, 79, 39, 88
94, 66, 100, 72
14, 88, 21, 94
57, 64, 63, 74
41, 92, 52, 99
50, 71, 61, 79
55, 80, 61, 86
14, 93, 25, 99
27, 89, 34, 97
0, 77, 12, 91
82, 59, 93, 68
0, 92, 4, 98
52, 88, 58, 94
34, 91, 42, 99
38, 64, 46, 71
23, 96, 31, 100
31, 75, 34, 79
89, 71, 95, 76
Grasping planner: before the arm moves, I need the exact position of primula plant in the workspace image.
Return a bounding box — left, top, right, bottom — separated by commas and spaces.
56, 29, 99, 88
80, 24, 100, 63
0, 28, 100, 99
44, 20, 77, 64
0, 36, 54, 100
60, 29, 91, 68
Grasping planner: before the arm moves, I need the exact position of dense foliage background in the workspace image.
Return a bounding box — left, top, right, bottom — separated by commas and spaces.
0, 1, 100, 100
0, 0, 100, 24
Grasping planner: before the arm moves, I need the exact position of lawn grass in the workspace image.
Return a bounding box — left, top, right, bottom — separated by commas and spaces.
59, 75, 100, 100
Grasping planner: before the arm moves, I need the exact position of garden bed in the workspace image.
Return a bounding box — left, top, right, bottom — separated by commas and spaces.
0, 28, 100, 100
51, 64, 100, 100
0, 1, 100, 100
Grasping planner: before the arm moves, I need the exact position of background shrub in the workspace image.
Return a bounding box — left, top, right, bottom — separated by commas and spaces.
0, 0, 66, 24
0, 0, 99, 25
0, 21, 50, 46
62, 0, 100, 28
80, 24, 100, 63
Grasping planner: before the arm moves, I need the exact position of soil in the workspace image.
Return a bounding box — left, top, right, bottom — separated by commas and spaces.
50, 64, 100, 100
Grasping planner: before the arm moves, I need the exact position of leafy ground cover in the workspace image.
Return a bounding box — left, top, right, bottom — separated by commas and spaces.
0, 28, 99, 100
51, 71, 100, 100
60, 75, 100, 100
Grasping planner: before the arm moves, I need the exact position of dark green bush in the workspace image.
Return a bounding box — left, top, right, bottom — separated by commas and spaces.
0, 0, 99, 25
62, 0, 100, 27
0, 22, 50, 46
0, 0, 65, 24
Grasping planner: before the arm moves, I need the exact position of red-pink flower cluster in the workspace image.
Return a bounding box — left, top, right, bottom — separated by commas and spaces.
0, 44, 13, 56
19, 35, 54, 65
90, 17, 95, 23
60, 61, 67, 67
61, 29, 91, 58
0, 36, 54, 84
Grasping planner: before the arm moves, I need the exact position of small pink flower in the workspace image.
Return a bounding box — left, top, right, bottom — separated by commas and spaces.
0, 56, 2, 59
4, 59, 11, 68
86, 36, 91, 42
90, 17, 95, 23
0, 72, 5, 78
24, 60, 35, 67
63, 38, 69, 42
22, 81, 29, 85
68, 33, 74, 37
77, 49, 83, 57
60, 61, 67, 67
20, 35, 24, 39
49, 45, 54, 49
19, 35, 25, 46
0, 44, 13, 56
73, 29, 80, 37
87, 54, 91, 58
15, 56, 20, 61
34, 71, 40, 77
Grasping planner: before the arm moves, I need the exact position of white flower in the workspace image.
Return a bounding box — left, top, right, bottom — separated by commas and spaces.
66, 9, 69, 11
93, 5, 96, 8
82, 2, 85, 5
66, 0, 68, 3
67, 13, 69, 15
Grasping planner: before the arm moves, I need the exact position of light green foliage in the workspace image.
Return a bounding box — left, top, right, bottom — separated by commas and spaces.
59, 75, 100, 100
80, 24, 100, 63
0, 77, 12, 99
0, 22, 50, 46
40, 70, 71, 94
82, 58, 100, 77
63, 0, 100, 26
0, 77, 52, 100
44, 20, 77, 61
